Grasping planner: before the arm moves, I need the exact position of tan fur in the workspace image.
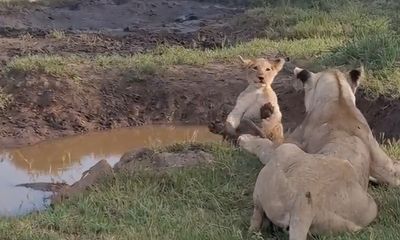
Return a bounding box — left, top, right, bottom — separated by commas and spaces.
225, 56, 285, 144
238, 66, 394, 239
239, 135, 376, 240
287, 67, 400, 188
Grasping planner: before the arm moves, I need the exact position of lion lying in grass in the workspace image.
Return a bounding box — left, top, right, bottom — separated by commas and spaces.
222, 56, 285, 144
239, 66, 400, 239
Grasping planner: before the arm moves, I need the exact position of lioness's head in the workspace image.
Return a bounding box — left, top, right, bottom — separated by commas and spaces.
239, 56, 285, 86
294, 66, 364, 112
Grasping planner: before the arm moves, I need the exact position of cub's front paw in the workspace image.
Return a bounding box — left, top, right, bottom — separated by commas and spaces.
208, 120, 224, 135
260, 102, 274, 119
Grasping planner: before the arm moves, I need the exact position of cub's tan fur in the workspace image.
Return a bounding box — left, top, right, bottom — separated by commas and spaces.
225, 56, 285, 144
239, 134, 376, 240
287, 66, 400, 188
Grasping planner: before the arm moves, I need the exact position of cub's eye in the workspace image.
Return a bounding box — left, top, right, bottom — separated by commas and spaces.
252, 66, 257, 70
266, 68, 271, 71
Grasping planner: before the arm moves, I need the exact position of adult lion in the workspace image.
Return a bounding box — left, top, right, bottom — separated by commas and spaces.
239, 134, 377, 240
287, 66, 400, 188
239, 66, 400, 239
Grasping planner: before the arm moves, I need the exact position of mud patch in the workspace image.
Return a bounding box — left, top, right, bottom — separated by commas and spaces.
0, 0, 240, 33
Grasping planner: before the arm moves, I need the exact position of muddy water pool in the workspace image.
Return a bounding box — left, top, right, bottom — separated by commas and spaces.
0, 125, 220, 217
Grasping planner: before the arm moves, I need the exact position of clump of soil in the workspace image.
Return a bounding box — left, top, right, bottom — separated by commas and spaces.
114, 147, 214, 172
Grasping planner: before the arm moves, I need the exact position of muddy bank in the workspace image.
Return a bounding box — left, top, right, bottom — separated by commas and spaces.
16, 146, 215, 205
1, 61, 399, 148
0, 64, 246, 147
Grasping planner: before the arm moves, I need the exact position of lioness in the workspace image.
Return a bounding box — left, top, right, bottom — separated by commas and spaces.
238, 67, 388, 239
224, 56, 285, 144
287, 66, 400, 188
239, 134, 377, 240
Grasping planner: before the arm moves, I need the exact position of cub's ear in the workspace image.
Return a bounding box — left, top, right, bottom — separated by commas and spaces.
348, 65, 364, 89
238, 55, 253, 68
294, 67, 313, 83
271, 58, 285, 71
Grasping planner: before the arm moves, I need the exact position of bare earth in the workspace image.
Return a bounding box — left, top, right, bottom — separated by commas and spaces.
0, 0, 399, 148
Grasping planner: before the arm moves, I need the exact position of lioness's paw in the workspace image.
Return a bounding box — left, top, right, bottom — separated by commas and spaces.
238, 134, 256, 146
224, 121, 236, 135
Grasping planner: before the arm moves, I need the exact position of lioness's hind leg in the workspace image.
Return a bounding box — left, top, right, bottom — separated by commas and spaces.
249, 204, 265, 232
289, 194, 314, 240
314, 212, 362, 233
369, 139, 400, 186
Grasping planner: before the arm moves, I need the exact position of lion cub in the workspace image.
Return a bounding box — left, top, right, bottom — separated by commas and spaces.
224, 56, 285, 144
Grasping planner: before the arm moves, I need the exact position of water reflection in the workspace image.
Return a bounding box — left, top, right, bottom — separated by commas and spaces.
0, 125, 220, 216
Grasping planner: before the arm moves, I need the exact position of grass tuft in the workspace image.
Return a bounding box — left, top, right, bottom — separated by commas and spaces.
0, 87, 12, 110
5, 55, 83, 79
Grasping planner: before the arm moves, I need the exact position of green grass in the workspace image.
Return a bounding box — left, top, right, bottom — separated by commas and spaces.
4, 37, 341, 80
95, 37, 341, 71
0, 87, 12, 110
1, 142, 400, 240
5, 55, 83, 79
0, 143, 263, 240
47, 30, 66, 40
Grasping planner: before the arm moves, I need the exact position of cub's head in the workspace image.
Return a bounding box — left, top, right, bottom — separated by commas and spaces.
239, 56, 285, 86
294, 66, 364, 112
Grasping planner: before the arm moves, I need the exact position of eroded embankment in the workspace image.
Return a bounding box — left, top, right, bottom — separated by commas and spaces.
0, 62, 399, 148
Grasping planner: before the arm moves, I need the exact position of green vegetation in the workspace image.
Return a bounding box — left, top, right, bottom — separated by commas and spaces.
4, 0, 400, 97
1, 142, 400, 240
5, 55, 82, 79
0, 87, 12, 110
47, 30, 66, 40
5, 37, 341, 80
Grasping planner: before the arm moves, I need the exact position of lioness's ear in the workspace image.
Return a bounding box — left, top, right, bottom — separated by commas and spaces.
238, 55, 252, 68
348, 65, 364, 87
294, 67, 312, 83
271, 58, 285, 71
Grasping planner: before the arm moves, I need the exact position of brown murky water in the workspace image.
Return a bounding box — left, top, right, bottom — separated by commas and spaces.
0, 125, 220, 217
